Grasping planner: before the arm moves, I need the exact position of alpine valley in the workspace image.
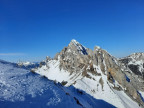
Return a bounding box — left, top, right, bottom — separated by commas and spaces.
1, 39, 144, 108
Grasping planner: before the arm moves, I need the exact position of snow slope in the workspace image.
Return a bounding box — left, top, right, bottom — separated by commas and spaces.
0, 60, 116, 108
35, 58, 140, 108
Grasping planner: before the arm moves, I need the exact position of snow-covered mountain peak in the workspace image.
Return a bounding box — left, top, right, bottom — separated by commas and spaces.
119, 52, 144, 78
68, 39, 88, 55
18, 61, 31, 66
94, 46, 101, 50
34, 40, 144, 108
129, 52, 144, 60
119, 52, 144, 67
70, 39, 79, 45
69, 39, 84, 48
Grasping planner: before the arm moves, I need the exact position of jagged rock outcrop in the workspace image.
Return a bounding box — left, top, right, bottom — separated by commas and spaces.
34, 39, 144, 108
55, 40, 144, 106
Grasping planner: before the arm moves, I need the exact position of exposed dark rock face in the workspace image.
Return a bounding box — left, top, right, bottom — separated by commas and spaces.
73, 97, 84, 107
119, 58, 129, 65
39, 61, 46, 68
128, 64, 142, 75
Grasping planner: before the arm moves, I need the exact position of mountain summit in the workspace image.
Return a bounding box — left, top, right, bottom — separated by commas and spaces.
33, 39, 144, 108
68, 39, 88, 55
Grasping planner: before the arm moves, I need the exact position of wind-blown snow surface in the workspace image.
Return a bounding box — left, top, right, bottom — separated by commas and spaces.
35, 59, 141, 108
0, 60, 116, 108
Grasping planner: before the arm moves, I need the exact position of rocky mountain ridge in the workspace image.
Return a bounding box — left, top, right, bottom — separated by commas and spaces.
33, 39, 144, 108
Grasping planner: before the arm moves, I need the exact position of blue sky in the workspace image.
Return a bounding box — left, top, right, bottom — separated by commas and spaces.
0, 0, 144, 62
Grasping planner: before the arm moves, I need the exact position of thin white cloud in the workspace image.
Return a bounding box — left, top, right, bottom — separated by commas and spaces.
0, 53, 26, 56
